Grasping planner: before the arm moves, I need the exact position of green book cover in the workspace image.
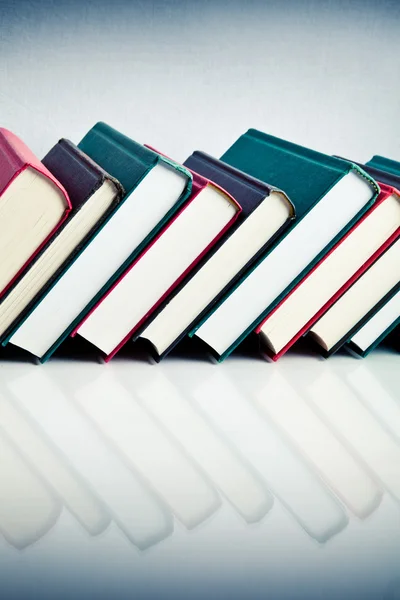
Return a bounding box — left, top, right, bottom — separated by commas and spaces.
190, 129, 379, 361
4, 123, 192, 362
367, 155, 400, 178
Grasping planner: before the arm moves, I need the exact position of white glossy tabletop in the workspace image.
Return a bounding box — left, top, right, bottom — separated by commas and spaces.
0, 346, 398, 600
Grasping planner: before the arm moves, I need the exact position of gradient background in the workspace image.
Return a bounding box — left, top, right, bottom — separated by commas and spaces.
1, 0, 400, 163
1, 1, 400, 599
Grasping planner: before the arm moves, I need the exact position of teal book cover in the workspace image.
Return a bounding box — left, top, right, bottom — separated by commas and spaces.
367, 155, 400, 179
346, 286, 400, 358
190, 129, 379, 361
4, 123, 192, 362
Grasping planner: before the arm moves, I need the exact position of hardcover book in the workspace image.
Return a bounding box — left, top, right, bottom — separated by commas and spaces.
309, 238, 400, 356
0, 139, 124, 341
346, 288, 400, 357
343, 155, 400, 357
256, 176, 400, 360
366, 155, 400, 184
190, 129, 379, 361
0, 128, 71, 298
137, 151, 295, 360
74, 162, 242, 360
6, 123, 192, 361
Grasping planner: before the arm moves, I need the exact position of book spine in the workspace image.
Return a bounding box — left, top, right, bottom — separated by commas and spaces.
43, 141, 105, 210
188, 152, 272, 196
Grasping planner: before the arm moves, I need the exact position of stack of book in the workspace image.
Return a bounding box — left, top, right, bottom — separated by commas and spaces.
0, 123, 398, 363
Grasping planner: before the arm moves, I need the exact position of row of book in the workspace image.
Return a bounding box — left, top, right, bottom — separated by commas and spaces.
0, 124, 399, 363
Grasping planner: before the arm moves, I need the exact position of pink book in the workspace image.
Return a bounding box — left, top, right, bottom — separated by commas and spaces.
73, 159, 241, 360
0, 128, 71, 297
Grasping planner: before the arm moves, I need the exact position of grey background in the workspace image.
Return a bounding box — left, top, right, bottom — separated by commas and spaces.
1, 0, 399, 164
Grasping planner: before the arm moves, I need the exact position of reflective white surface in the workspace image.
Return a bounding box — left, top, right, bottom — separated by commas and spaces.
0, 347, 398, 599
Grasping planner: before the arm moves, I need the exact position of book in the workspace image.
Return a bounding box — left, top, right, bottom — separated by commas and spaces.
189, 129, 379, 361
346, 288, 400, 357
138, 151, 294, 360
366, 154, 400, 185
342, 155, 400, 357
0, 139, 124, 342
6, 123, 192, 362
74, 162, 242, 360
256, 180, 400, 360
309, 238, 400, 356
0, 128, 71, 298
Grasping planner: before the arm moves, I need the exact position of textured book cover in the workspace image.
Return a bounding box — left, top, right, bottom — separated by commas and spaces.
184, 151, 295, 221
73, 164, 242, 361
366, 155, 400, 182
43, 138, 124, 209
4, 123, 192, 362
220, 129, 377, 219
0, 128, 71, 297
256, 180, 400, 361
0, 139, 125, 342
190, 129, 379, 361
77, 123, 192, 257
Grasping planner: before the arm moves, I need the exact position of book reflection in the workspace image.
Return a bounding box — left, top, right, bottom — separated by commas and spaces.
0, 357, 398, 553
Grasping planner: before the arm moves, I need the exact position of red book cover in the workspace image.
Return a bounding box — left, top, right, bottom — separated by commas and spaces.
0, 128, 71, 297
72, 163, 241, 360
255, 182, 400, 360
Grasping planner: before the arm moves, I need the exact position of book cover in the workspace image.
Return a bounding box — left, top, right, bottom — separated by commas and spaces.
0, 128, 71, 297
366, 155, 400, 182
346, 309, 400, 358
310, 245, 400, 359
189, 129, 379, 361
4, 123, 192, 362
